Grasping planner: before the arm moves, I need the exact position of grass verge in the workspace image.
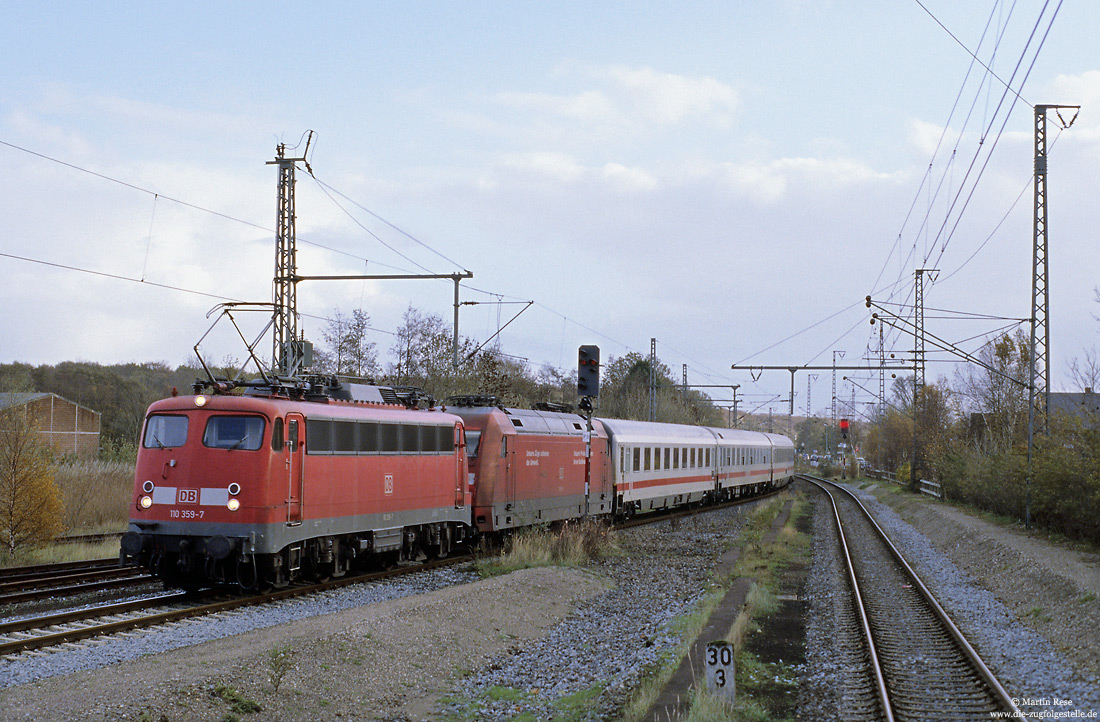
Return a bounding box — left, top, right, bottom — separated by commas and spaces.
620, 491, 803, 722
476, 519, 619, 577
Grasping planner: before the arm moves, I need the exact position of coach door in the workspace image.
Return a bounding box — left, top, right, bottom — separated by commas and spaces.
286, 414, 305, 525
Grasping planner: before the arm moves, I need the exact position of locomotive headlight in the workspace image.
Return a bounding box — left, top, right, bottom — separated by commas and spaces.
194, 395, 207, 407
139, 495, 153, 509
227, 498, 240, 512
228, 483, 241, 496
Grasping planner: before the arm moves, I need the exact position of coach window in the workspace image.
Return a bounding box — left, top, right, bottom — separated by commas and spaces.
633, 447, 641, 472
358, 422, 380, 453
376, 423, 398, 453
305, 419, 331, 453
429, 425, 449, 453
654, 448, 661, 471
690, 448, 696, 468
644, 447, 651, 471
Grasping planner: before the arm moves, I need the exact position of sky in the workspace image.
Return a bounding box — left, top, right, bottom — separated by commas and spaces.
2, 1, 1099, 423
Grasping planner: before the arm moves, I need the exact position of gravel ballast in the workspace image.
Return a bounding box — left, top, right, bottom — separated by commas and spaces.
3, 482, 1099, 721
802, 480, 1100, 719
0, 502, 762, 721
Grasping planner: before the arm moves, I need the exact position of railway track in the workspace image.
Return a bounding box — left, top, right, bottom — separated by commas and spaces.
0, 554, 476, 660
1, 482, 788, 663
0, 559, 156, 605
0, 557, 118, 582
800, 474, 1020, 721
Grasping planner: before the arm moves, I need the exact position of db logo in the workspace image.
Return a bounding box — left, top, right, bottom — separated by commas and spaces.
178, 489, 199, 504
384, 474, 394, 495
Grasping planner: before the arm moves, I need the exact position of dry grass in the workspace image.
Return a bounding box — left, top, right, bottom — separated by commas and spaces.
478, 519, 619, 576
5, 539, 122, 567
53, 459, 133, 532
0, 459, 133, 567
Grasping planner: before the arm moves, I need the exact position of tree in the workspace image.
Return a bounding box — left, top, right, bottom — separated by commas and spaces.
597, 353, 722, 426
387, 306, 475, 397
1068, 348, 1100, 392
318, 309, 380, 378
953, 331, 1030, 454
0, 405, 64, 558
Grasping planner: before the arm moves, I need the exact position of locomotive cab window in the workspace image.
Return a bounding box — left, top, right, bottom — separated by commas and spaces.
143, 414, 188, 449
203, 416, 265, 451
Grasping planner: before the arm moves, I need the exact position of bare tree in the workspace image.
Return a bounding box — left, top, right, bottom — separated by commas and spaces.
953, 331, 1030, 454
1067, 348, 1100, 391
320, 309, 379, 379
388, 306, 470, 394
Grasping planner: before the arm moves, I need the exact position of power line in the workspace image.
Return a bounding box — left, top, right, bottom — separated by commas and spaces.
0, 139, 270, 233
912, 0, 1030, 106
0, 250, 242, 302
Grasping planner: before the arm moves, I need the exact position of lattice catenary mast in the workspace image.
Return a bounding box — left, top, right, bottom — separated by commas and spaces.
267, 138, 313, 376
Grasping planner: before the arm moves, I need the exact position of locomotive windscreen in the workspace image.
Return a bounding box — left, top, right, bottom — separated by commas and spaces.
143, 415, 188, 448
202, 415, 265, 450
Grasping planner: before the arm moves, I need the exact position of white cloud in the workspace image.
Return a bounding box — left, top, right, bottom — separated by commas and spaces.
589, 64, 740, 128
475, 63, 741, 152
500, 151, 586, 182
599, 162, 658, 192
494, 89, 616, 125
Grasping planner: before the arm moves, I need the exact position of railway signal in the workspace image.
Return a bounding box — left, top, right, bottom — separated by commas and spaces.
840, 418, 849, 440
578, 345, 600, 398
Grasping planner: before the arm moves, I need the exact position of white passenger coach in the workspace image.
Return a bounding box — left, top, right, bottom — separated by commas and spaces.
598, 418, 795, 515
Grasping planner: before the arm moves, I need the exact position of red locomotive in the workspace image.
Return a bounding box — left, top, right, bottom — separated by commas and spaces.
120, 380, 472, 589
445, 397, 614, 532
121, 380, 794, 590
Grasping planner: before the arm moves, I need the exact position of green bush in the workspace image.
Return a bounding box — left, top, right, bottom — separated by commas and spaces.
937, 419, 1100, 546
